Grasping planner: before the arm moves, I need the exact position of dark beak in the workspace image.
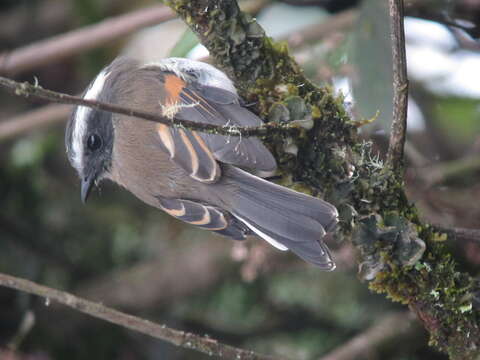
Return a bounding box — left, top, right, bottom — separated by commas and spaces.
81, 174, 95, 203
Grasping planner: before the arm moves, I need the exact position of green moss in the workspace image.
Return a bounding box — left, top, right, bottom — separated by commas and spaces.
369, 237, 480, 358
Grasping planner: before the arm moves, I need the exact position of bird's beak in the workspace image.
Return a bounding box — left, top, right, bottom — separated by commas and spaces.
81, 174, 96, 203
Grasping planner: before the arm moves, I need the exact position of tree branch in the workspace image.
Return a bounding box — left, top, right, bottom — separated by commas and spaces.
0, 5, 175, 77
386, 0, 409, 171
164, 1, 480, 358
0, 103, 70, 141
0, 76, 297, 137
319, 312, 418, 360
435, 226, 480, 244
419, 155, 480, 187
0, 272, 285, 360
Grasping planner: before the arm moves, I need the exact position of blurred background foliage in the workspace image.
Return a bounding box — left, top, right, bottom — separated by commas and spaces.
1, 0, 480, 359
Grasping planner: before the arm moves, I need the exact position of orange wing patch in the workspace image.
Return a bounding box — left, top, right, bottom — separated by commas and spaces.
162, 74, 186, 119
164, 74, 185, 104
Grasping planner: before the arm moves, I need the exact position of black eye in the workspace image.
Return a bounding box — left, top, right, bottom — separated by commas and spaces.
87, 134, 102, 151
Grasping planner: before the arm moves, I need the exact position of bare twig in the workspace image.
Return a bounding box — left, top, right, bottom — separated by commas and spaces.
386, 0, 409, 171
0, 76, 297, 137
434, 226, 480, 244
319, 312, 417, 360
449, 227, 480, 243
0, 5, 175, 77
0, 0, 127, 42
0, 272, 285, 360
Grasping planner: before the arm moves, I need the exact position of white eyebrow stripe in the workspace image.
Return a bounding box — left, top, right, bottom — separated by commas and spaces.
71, 69, 109, 171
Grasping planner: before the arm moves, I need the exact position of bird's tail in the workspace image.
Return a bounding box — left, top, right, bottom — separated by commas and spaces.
223, 167, 338, 270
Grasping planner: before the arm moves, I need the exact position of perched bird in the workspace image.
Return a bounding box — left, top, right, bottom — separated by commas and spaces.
65, 57, 338, 269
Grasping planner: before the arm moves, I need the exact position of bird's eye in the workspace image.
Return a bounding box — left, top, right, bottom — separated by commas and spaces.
87, 134, 102, 151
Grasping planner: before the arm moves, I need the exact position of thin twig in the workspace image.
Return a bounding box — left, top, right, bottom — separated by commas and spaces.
0, 76, 297, 137
434, 226, 480, 244
0, 272, 285, 360
0, 0, 126, 42
0, 5, 175, 76
386, 0, 409, 171
450, 227, 480, 243
319, 312, 417, 360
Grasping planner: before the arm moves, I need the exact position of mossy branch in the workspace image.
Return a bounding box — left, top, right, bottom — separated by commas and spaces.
163, 0, 480, 358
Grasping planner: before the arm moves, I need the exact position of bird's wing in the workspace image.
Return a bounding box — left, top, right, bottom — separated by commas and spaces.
153, 72, 276, 184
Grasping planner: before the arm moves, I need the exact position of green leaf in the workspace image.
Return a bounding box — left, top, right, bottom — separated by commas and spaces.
169, 28, 200, 58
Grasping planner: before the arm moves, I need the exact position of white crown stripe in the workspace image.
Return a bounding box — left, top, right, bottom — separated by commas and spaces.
71, 69, 110, 172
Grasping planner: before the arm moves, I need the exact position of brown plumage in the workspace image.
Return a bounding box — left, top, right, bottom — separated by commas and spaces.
65, 57, 339, 269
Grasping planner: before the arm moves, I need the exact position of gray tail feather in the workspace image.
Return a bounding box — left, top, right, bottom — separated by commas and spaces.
224, 167, 339, 270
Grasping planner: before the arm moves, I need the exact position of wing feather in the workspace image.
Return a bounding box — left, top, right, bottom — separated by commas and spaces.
176, 86, 277, 171
154, 72, 276, 184
157, 197, 229, 231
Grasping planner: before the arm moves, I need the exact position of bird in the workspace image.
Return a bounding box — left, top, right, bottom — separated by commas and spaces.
65, 57, 339, 270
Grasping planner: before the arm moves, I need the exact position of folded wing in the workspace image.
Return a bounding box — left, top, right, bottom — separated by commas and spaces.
154, 72, 276, 184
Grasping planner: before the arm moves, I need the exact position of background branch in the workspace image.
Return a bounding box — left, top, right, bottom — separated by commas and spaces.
0, 5, 175, 77
386, 0, 409, 171
435, 226, 480, 244
0, 103, 70, 141
319, 312, 418, 360
0, 272, 284, 360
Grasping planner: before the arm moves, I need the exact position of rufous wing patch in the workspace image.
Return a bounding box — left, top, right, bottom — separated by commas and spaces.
164, 74, 185, 104
162, 74, 186, 119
